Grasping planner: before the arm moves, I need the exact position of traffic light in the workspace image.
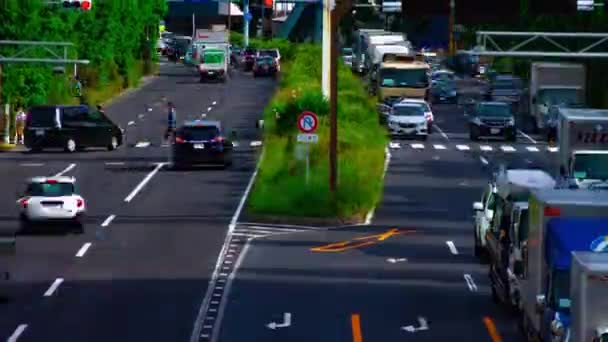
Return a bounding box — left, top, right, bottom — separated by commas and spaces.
62, 0, 92, 11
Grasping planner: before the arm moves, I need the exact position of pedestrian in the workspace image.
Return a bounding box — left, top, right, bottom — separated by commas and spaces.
165, 101, 177, 141
15, 106, 27, 144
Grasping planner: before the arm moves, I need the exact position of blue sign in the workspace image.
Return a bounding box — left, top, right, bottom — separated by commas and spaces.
591, 236, 608, 252
244, 12, 253, 22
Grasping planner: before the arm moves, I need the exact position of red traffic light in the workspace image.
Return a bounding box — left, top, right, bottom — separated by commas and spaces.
263, 0, 273, 7
81, 0, 91, 10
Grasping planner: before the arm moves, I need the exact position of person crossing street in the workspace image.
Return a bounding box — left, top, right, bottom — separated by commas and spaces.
165, 101, 177, 142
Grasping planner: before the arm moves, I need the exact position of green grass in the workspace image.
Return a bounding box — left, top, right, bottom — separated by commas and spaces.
245, 41, 388, 221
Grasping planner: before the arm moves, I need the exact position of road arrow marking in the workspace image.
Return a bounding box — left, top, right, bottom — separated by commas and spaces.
386, 257, 407, 263
401, 317, 429, 333
266, 312, 291, 330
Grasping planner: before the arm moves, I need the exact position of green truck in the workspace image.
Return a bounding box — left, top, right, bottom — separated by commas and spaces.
198, 47, 228, 82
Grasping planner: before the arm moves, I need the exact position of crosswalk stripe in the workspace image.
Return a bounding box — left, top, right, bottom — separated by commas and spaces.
456, 144, 470, 151
500, 145, 516, 152
433, 144, 446, 150
389, 142, 401, 149
547, 146, 559, 152
480, 145, 493, 151
526, 146, 539, 152
135, 141, 150, 148
410, 143, 425, 149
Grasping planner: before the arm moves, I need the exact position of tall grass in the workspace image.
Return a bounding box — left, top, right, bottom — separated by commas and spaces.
246, 42, 387, 221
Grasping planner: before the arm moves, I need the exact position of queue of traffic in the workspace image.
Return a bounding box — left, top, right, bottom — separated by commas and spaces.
471, 104, 608, 341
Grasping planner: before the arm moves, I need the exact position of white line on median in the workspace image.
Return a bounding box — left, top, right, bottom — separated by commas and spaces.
124, 163, 165, 202
212, 101, 217, 105
7, 324, 28, 342
128, 121, 135, 126
44, 278, 64, 297
207, 106, 212, 112
464, 274, 478, 292
53, 163, 76, 177
446, 241, 459, 255
75, 242, 92, 257
518, 129, 537, 144
479, 156, 489, 165
105, 162, 125, 166
364, 147, 391, 225
101, 214, 116, 227
20, 163, 44, 167
434, 124, 449, 140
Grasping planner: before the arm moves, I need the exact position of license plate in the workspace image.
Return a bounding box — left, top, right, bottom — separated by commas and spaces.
490, 128, 500, 134
208, 71, 214, 74
194, 144, 205, 149
440, 97, 445, 100
35, 129, 44, 136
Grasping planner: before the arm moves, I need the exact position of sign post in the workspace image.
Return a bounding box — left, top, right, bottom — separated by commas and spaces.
297, 111, 319, 185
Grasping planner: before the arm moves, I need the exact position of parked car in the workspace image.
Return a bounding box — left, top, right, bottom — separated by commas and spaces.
170, 120, 234, 169
386, 102, 429, 140
253, 56, 278, 78
17, 176, 86, 233
256, 49, 281, 71
24, 105, 124, 152
467, 101, 516, 141
241, 47, 257, 71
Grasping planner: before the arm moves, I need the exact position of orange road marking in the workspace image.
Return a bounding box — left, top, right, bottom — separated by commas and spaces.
483, 316, 503, 342
310, 228, 416, 252
351, 314, 362, 342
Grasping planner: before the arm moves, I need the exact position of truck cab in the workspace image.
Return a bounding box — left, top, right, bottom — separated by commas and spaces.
375, 54, 430, 103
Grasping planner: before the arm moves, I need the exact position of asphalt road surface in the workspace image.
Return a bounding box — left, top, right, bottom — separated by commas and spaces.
210, 91, 554, 341
0, 59, 275, 342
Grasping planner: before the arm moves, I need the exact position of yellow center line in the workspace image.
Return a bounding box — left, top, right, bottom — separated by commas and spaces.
351, 313, 362, 342
483, 316, 503, 342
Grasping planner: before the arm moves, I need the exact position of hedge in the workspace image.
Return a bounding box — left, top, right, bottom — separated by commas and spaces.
241, 36, 388, 221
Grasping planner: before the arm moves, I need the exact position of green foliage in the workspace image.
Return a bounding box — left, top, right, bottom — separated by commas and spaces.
0, 0, 166, 107
247, 42, 388, 220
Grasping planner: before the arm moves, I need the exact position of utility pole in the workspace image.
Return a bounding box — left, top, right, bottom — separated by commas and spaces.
448, 0, 455, 55
322, 0, 332, 97
329, 0, 340, 196
244, 0, 250, 46
227, 0, 232, 32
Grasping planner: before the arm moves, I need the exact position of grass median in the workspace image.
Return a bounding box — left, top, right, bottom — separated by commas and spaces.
245, 42, 388, 222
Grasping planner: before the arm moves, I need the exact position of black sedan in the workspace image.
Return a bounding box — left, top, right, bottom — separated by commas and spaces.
467, 101, 517, 141
253, 56, 278, 78
170, 120, 234, 169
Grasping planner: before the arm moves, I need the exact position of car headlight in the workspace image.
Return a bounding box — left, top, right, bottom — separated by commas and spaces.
472, 117, 482, 125
508, 118, 515, 126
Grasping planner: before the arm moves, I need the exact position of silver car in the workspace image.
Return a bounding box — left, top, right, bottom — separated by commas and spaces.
387, 103, 429, 140
17, 176, 86, 233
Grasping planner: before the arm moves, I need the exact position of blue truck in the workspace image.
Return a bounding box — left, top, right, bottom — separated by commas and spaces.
527, 217, 608, 341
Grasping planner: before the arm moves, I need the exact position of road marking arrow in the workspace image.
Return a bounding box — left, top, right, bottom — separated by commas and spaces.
266, 312, 291, 330
401, 317, 429, 333
386, 258, 407, 263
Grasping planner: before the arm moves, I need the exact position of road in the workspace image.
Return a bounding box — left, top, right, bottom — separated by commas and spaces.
0, 59, 275, 341
210, 92, 555, 341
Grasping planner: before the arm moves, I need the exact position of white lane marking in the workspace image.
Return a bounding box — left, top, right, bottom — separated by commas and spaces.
433, 144, 446, 150
364, 147, 391, 226
127, 121, 135, 126
44, 278, 64, 296
446, 241, 459, 255
8, 324, 28, 342
75, 242, 92, 257
207, 106, 212, 112
518, 129, 537, 144
410, 143, 425, 149
526, 146, 539, 152
389, 142, 401, 149
548, 146, 559, 152
20, 163, 44, 167
105, 162, 125, 166
124, 163, 166, 202
135, 141, 150, 148
480, 145, 492, 151
250, 141, 262, 147
456, 144, 470, 151
232, 141, 239, 148
500, 145, 516, 152
464, 274, 478, 292
434, 124, 449, 140
53, 163, 76, 177
101, 214, 116, 227
189, 150, 264, 342
212, 101, 217, 105
479, 156, 489, 165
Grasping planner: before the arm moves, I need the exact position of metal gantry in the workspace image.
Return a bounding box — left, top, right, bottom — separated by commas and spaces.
457, 31, 608, 58
0, 40, 89, 65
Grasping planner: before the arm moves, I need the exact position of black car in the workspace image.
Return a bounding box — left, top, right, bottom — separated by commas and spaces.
171, 120, 234, 169
430, 80, 458, 104
253, 56, 278, 78
468, 101, 517, 141
485, 75, 523, 109
25, 105, 124, 152
241, 47, 257, 71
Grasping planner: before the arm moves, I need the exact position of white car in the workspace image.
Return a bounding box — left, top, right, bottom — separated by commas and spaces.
387, 103, 428, 140
17, 176, 86, 233
399, 98, 434, 132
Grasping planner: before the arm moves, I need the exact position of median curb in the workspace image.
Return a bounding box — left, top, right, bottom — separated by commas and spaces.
0, 143, 16, 151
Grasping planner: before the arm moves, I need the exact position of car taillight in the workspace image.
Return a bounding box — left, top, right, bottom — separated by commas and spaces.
544, 206, 561, 216
46, 180, 57, 184
76, 199, 84, 208
175, 136, 185, 143
212, 136, 224, 143
20, 199, 28, 209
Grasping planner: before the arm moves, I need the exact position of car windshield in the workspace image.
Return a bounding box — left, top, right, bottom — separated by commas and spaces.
393, 106, 424, 117
493, 79, 522, 90
573, 154, 608, 180
477, 104, 512, 117
179, 126, 220, 141
27, 107, 56, 127
259, 50, 278, 58
402, 102, 430, 112
26, 182, 75, 197
537, 88, 582, 106
381, 68, 428, 88
257, 57, 274, 64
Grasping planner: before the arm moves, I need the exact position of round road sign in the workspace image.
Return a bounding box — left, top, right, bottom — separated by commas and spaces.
297, 111, 318, 133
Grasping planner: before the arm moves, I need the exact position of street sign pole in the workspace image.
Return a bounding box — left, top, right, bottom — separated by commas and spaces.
306, 143, 310, 185
244, 0, 250, 46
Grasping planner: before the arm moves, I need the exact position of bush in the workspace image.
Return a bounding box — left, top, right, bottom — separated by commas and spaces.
246, 42, 388, 221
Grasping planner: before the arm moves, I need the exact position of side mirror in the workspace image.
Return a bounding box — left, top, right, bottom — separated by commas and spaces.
473, 202, 484, 211
535, 294, 546, 313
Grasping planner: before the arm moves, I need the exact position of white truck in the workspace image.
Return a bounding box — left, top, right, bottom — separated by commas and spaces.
352, 29, 391, 74
194, 28, 229, 82
529, 63, 586, 134
557, 108, 608, 189
520, 188, 608, 340
359, 33, 406, 76
365, 44, 411, 94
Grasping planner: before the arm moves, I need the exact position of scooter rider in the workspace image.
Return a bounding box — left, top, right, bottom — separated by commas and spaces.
165, 101, 177, 141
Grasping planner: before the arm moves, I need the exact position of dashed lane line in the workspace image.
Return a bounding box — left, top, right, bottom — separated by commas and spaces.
53, 163, 76, 177
75, 242, 92, 257
464, 274, 478, 292
43, 278, 64, 297
446, 241, 459, 255
124, 163, 165, 202
101, 214, 116, 227
7, 324, 28, 342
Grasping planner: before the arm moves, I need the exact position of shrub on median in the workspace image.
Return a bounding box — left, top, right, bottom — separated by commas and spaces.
246, 42, 388, 221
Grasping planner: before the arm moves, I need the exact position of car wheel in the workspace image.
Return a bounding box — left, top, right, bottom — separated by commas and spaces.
64, 138, 77, 153
107, 135, 119, 151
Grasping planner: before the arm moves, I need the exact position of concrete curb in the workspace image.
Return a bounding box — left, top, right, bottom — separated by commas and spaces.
100, 73, 159, 107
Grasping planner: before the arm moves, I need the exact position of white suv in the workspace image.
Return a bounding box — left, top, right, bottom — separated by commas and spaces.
17, 176, 86, 233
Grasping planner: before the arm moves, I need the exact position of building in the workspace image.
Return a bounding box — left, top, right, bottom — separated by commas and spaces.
165, 1, 243, 36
